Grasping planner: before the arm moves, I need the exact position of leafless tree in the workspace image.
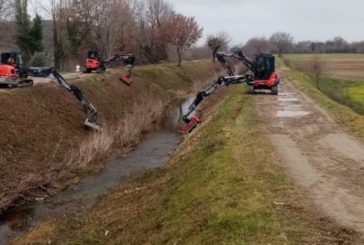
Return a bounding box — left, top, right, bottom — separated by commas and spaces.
309, 55, 325, 89
93, 0, 131, 57
163, 13, 202, 66
243, 36, 271, 57
269, 32, 294, 57
141, 0, 173, 62
146, 0, 172, 28
0, 0, 11, 22
206, 32, 230, 62
0, 0, 12, 43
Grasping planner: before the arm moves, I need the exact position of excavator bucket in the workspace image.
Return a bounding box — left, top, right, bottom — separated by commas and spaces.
84, 118, 102, 131
183, 117, 201, 134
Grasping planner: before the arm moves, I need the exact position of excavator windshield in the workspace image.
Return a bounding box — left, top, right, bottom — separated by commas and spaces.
254, 54, 275, 80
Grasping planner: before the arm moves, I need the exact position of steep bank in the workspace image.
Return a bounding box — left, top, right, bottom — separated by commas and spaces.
0, 60, 220, 213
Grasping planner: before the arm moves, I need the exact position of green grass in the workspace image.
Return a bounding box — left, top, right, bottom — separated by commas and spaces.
12, 86, 346, 244
344, 82, 364, 113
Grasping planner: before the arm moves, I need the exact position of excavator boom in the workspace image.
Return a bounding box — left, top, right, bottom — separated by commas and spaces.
181, 48, 278, 133
182, 74, 253, 133
28, 67, 101, 131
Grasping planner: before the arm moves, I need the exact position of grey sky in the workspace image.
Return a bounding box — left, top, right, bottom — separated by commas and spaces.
170, 0, 364, 45
32, 0, 364, 45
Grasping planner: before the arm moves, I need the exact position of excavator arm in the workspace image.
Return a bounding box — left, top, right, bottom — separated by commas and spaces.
100, 53, 135, 73
182, 49, 259, 133
28, 67, 101, 131
182, 74, 253, 133
216, 50, 256, 75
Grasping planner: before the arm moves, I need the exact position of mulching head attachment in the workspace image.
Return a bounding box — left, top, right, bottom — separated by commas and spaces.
183, 117, 201, 134
84, 118, 102, 131
120, 75, 133, 86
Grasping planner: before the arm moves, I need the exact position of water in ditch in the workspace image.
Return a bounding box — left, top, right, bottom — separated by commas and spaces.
0, 96, 196, 244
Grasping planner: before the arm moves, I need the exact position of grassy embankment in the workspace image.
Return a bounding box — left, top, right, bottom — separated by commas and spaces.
282, 54, 364, 114
0, 60, 220, 213
12, 86, 358, 244
281, 54, 364, 140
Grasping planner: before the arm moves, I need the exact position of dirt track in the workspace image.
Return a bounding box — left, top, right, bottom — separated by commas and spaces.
31, 72, 93, 85
256, 70, 364, 235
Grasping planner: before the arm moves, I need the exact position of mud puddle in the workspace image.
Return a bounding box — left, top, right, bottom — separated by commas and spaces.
0, 97, 195, 244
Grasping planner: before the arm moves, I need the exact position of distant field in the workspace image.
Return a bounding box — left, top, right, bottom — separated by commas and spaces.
284, 53, 364, 81
282, 54, 364, 115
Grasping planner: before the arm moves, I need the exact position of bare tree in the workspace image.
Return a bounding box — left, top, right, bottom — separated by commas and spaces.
206, 32, 230, 62
163, 13, 202, 66
142, 0, 173, 62
243, 36, 271, 57
0, 0, 11, 22
309, 55, 325, 89
269, 32, 293, 57
146, 0, 172, 28
93, 0, 131, 57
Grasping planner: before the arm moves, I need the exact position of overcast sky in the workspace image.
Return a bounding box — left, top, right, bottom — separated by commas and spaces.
31, 0, 364, 45
170, 0, 364, 45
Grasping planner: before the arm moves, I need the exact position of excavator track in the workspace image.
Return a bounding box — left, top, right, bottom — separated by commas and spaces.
0, 77, 33, 88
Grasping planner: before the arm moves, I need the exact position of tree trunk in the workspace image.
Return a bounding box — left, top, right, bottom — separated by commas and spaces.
177, 48, 182, 67
212, 48, 218, 63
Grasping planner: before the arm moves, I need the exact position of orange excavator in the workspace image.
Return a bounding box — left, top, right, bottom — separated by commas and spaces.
0, 52, 33, 88
84, 51, 136, 85
182, 49, 280, 133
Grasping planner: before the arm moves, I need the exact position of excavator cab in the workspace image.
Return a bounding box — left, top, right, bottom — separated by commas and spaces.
87, 51, 102, 61
1, 52, 23, 67
249, 53, 279, 95
254, 54, 275, 80
0, 52, 28, 79
84, 50, 102, 73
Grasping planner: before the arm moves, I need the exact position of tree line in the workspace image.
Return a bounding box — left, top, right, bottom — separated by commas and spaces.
1, 1, 363, 70
0, 0, 202, 69
236, 33, 364, 57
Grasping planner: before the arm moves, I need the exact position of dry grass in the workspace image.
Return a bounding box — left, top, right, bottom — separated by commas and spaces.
68, 97, 165, 168
284, 54, 364, 81
0, 60, 219, 213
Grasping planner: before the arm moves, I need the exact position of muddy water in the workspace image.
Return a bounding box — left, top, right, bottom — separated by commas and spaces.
0, 97, 195, 244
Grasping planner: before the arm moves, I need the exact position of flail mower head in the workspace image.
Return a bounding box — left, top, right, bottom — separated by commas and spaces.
84, 118, 102, 131
183, 117, 201, 134
120, 75, 133, 86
